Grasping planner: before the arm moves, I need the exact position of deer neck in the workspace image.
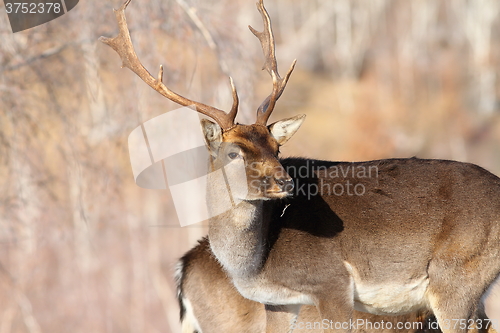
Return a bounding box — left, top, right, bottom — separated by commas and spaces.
205, 154, 269, 278
208, 199, 268, 280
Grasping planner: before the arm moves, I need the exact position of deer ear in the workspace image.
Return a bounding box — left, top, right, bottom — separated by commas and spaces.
201, 119, 223, 156
268, 114, 306, 145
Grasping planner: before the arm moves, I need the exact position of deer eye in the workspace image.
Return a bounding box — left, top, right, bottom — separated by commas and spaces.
228, 152, 240, 159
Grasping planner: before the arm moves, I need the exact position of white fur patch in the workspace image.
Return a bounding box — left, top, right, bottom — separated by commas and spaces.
174, 261, 184, 299
233, 277, 314, 306
181, 297, 203, 333
176, 261, 203, 333
344, 261, 429, 315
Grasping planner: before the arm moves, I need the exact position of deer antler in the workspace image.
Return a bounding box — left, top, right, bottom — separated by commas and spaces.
249, 0, 296, 126
99, 0, 238, 131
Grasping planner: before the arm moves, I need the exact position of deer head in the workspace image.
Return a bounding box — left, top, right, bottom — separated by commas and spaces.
100, 0, 305, 201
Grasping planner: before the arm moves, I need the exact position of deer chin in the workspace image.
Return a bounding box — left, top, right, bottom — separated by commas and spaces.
242, 190, 291, 201
264, 190, 293, 199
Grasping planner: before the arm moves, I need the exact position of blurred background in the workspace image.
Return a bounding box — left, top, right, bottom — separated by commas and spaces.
1, 0, 500, 332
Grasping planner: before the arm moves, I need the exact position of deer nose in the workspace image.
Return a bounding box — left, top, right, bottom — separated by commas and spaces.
276, 177, 294, 193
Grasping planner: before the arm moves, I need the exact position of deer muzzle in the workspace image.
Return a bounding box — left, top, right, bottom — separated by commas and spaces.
261, 171, 294, 199
275, 176, 294, 193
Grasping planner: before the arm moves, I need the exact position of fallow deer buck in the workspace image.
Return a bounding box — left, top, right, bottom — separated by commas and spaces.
176, 237, 444, 333
101, 0, 500, 332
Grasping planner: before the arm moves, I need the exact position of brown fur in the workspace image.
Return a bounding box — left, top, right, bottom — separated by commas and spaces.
177, 238, 446, 333
203, 120, 500, 333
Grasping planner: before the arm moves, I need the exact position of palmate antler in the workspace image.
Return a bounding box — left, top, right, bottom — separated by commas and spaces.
100, 0, 294, 129
250, 0, 296, 125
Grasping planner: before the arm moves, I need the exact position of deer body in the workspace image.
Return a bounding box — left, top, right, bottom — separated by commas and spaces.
205, 138, 500, 332
101, 1, 500, 331
177, 237, 446, 333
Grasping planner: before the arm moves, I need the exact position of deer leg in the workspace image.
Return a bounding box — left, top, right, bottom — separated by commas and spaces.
315, 296, 354, 333
427, 282, 494, 333
427, 254, 500, 333
485, 323, 499, 333
265, 304, 301, 333
476, 303, 498, 333
427, 273, 491, 333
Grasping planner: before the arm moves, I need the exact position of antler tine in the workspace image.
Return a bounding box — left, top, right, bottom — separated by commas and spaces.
227, 76, 239, 123
99, 0, 238, 131
249, 0, 296, 126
